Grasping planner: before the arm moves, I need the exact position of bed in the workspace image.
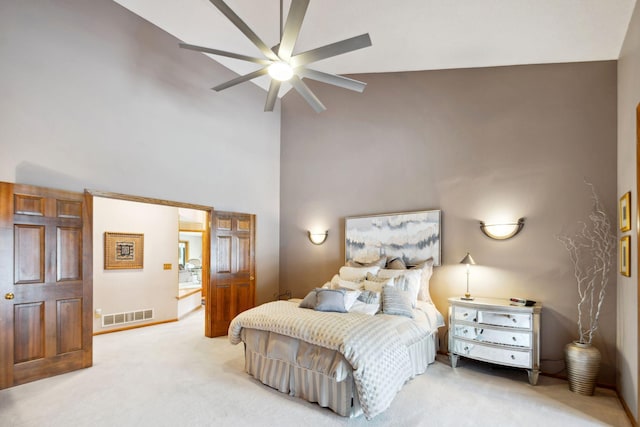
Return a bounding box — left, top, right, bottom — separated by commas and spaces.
228, 210, 444, 420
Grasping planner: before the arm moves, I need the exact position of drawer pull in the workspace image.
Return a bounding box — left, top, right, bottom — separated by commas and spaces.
512, 336, 517, 342
463, 329, 468, 334
463, 313, 469, 317
464, 346, 469, 351
510, 355, 516, 360
512, 318, 518, 323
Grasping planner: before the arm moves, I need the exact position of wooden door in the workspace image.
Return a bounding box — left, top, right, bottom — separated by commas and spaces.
0, 183, 92, 389
206, 211, 255, 337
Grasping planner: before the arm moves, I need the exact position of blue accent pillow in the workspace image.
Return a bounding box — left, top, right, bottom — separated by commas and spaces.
314, 289, 347, 313
298, 289, 318, 309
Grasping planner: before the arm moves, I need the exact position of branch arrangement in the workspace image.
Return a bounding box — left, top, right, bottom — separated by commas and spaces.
557, 182, 615, 345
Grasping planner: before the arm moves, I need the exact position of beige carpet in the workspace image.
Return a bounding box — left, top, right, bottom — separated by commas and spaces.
0, 309, 631, 427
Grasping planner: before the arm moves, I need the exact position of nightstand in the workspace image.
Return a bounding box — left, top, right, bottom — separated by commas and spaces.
448, 297, 542, 385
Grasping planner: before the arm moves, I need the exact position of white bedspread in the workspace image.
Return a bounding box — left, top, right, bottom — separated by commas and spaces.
228, 301, 437, 420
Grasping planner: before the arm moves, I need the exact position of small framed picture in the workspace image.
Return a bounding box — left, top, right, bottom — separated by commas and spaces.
104, 232, 144, 270
619, 192, 631, 232
620, 235, 631, 277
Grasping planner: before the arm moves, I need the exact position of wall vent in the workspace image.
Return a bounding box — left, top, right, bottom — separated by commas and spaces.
102, 308, 154, 327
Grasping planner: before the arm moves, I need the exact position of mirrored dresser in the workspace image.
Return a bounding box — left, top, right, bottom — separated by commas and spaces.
448, 297, 542, 385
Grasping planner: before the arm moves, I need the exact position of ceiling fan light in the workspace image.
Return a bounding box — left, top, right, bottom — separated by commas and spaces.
268, 62, 294, 81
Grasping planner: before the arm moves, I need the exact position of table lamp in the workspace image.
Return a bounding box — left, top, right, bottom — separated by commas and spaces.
459, 252, 477, 300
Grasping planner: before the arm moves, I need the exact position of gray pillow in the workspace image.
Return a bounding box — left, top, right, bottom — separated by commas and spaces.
386, 256, 407, 270
299, 289, 318, 309
382, 285, 414, 318
314, 289, 347, 313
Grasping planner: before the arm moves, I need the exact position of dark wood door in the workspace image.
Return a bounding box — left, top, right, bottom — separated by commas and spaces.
0, 183, 92, 389
206, 211, 255, 337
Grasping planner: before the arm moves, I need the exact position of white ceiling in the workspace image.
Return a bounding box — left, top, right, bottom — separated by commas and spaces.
113, 0, 637, 94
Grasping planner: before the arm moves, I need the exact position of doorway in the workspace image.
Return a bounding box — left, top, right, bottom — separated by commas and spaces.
177, 208, 207, 319
178, 231, 203, 292
89, 190, 212, 336
89, 192, 257, 339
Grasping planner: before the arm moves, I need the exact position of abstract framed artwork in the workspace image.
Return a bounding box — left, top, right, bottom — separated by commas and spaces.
619, 191, 631, 232
345, 209, 441, 266
620, 235, 630, 277
104, 232, 144, 270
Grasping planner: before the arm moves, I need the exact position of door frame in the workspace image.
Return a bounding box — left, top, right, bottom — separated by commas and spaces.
86, 189, 213, 330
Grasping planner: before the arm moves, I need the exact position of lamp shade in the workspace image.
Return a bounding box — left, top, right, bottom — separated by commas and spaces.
459, 252, 476, 265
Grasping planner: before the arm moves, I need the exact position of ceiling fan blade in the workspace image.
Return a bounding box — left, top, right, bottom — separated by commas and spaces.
264, 80, 281, 112
212, 67, 269, 91
298, 69, 367, 93
289, 75, 326, 113
179, 43, 271, 65
209, 0, 279, 61
290, 33, 372, 68
278, 0, 310, 61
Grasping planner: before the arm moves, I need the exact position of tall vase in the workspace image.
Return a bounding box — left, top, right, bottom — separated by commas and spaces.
565, 341, 601, 396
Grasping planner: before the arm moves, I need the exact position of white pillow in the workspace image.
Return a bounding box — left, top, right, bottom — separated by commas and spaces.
413, 258, 435, 302
348, 300, 379, 315
331, 274, 363, 291
377, 268, 413, 279
348, 290, 381, 315
377, 268, 422, 306
343, 290, 361, 310
363, 276, 394, 293
339, 265, 381, 282
339, 279, 364, 291
330, 274, 340, 289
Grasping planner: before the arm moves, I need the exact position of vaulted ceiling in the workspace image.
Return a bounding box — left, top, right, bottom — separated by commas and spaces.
114, 0, 637, 94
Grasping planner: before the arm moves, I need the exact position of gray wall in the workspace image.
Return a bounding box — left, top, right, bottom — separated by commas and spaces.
0, 0, 281, 304
617, 0, 640, 420
281, 61, 618, 384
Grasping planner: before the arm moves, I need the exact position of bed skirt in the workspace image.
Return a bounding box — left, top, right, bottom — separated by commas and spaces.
240, 328, 438, 417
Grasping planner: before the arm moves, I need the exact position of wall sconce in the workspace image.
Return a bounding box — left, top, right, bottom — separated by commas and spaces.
480, 218, 525, 240
308, 230, 328, 245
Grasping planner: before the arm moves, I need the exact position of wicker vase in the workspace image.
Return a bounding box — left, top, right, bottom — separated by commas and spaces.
565, 341, 601, 395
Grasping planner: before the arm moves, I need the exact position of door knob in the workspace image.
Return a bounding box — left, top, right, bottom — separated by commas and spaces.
5, 292, 14, 300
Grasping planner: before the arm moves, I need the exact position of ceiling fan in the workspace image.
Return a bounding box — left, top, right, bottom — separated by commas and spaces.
179, 0, 372, 112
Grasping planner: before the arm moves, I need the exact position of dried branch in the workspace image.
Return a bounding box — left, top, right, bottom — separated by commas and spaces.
556, 182, 615, 345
